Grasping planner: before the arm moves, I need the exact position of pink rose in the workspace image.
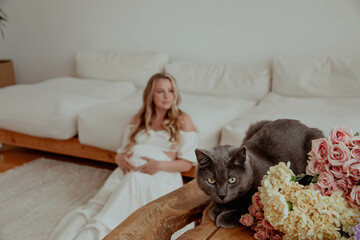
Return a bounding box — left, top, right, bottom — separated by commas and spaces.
328, 143, 351, 166
252, 192, 263, 211
321, 187, 336, 197
255, 221, 265, 232
332, 179, 349, 194
270, 234, 283, 240
239, 213, 254, 227
351, 146, 360, 160
266, 229, 277, 239
348, 162, 360, 179
306, 159, 326, 176
347, 176, 359, 188
350, 136, 360, 148
313, 183, 322, 192
317, 171, 335, 189
331, 127, 353, 146
255, 211, 264, 220
262, 219, 274, 231
349, 185, 360, 207
343, 158, 359, 172
325, 164, 346, 179
251, 224, 257, 231
248, 205, 257, 216
311, 138, 330, 162
254, 229, 267, 240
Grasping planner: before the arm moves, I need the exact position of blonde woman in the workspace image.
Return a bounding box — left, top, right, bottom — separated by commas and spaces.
49, 73, 198, 240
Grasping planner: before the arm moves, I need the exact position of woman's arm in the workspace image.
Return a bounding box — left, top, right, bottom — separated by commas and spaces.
114, 114, 140, 174
135, 157, 192, 175
115, 152, 135, 174
135, 113, 196, 175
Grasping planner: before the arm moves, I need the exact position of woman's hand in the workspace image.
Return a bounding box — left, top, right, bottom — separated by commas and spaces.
135, 156, 161, 175
115, 152, 134, 175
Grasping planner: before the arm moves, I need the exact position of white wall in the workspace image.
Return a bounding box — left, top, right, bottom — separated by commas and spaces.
1, 0, 360, 84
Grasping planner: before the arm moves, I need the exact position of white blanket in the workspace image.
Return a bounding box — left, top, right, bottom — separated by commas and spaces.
0, 77, 135, 139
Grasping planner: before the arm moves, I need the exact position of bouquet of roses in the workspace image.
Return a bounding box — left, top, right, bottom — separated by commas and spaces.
239, 126, 360, 240
306, 127, 360, 208
261, 162, 359, 239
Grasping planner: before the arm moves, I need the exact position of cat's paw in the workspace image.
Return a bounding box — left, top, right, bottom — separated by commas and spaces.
215, 211, 242, 228
208, 207, 218, 222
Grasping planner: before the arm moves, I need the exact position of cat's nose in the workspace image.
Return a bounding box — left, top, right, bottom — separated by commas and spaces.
218, 194, 226, 200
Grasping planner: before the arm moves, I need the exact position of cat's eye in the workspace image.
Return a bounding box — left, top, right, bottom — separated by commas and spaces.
207, 178, 216, 184
228, 177, 237, 184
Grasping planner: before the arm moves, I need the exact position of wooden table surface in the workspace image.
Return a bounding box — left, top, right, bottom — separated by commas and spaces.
104, 180, 255, 240
178, 202, 255, 240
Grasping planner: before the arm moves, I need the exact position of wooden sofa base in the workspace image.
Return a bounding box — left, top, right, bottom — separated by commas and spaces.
0, 128, 195, 178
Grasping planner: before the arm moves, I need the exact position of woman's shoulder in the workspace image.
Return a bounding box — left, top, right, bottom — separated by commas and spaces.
179, 112, 196, 132
130, 114, 140, 125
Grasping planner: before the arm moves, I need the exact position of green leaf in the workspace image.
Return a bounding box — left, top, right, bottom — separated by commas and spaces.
291, 175, 296, 182
295, 174, 316, 186
311, 175, 318, 183
287, 201, 293, 211
338, 229, 350, 238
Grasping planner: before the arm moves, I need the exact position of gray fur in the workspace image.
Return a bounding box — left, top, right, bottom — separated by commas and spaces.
195, 119, 324, 228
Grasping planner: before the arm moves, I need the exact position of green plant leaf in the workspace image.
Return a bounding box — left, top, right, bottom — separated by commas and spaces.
295, 174, 316, 186
287, 201, 293, 211
311, 175, 318, 183
339, 229, 350, 238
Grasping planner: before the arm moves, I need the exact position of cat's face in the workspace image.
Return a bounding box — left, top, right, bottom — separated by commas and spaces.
195, 145, 253, 204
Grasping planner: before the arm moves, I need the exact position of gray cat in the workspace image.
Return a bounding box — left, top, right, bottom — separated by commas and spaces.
195, 119, 324, 228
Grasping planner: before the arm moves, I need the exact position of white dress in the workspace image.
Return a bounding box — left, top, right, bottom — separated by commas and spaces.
49, 125, 198, 240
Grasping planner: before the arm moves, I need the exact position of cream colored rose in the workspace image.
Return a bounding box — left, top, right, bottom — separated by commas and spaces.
266, 162, 294, 189
262, 192, 289, 227
259, 162, 360, 240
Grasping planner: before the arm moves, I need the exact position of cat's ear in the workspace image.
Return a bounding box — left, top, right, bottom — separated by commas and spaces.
230, 146, 247, 166
195, 148, 212, 166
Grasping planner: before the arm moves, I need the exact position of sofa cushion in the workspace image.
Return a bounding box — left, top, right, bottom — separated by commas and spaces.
165, 61, 270, 101
78, 91, 143, 151
78, 92, 256, 151
181, 93, 256, 148
76, 51, 170, 87
0, 77, 136, 139
272, 56, 360, 98
220, 93, 360, 146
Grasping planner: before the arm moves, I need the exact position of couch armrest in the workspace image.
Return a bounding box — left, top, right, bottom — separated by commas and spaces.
104, 180, 210, 240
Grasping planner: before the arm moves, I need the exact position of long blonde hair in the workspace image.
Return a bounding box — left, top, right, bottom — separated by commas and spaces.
125, 72, 183, 152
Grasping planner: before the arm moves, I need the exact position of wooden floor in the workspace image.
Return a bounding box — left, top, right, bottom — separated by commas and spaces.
0, 144, 117, 173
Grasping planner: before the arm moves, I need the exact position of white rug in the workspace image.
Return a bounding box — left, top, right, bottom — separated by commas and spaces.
0, 158, 111, 240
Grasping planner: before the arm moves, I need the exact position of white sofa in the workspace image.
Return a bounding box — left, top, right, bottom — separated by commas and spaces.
1, 52, 359, 178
